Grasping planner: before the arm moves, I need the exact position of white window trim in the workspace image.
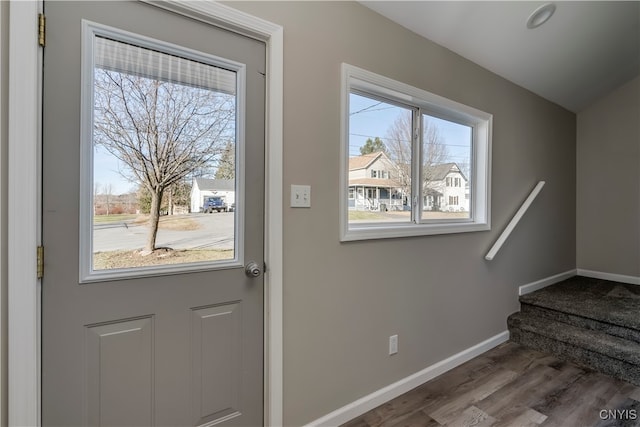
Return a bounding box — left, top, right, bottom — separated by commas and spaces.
340, 63, 492, 242
7, 1, 284, 426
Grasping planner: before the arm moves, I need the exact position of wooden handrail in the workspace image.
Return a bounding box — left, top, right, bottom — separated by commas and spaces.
485, 181, 545, 261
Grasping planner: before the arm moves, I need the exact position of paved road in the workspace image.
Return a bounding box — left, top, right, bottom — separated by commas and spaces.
94, 212, 235, 252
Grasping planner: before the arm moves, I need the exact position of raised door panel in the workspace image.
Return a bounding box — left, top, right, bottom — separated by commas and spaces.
191, 303, 242, 426
86, 316, 154, 426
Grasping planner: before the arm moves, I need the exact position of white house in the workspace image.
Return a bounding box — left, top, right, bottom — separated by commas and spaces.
190, 178, 235, 213
348, 151, 404, 211
349, 153, 469, 213
423, 163, 469, 212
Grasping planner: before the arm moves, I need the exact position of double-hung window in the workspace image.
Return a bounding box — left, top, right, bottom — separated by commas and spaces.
340, 64, 492, 241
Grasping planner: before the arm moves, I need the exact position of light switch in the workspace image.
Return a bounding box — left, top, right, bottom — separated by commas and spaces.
290, 185, 311, 208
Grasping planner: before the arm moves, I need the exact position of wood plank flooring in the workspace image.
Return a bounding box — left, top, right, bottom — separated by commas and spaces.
341, 341, 640, 427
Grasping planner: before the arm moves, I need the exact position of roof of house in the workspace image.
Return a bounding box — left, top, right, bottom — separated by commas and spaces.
424, 188, 443, 197
349, 178, 401, 187
424, 163, 467, 181
348, 153, 467, 184
348, 151, 385, 171
193, 178, 235, 191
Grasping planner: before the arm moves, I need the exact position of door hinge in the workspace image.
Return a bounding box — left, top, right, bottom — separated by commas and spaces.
37, 246, 44, 279
38, 13, 46, 47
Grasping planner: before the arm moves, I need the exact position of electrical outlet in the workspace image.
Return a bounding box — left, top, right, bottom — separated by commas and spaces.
389, 334, 398, 355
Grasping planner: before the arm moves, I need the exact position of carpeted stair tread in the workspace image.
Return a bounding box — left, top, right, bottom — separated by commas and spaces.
508, 311, 640, 366
519, 276, 640, 331
520, 303, 640, 344
509, 325, 640, 386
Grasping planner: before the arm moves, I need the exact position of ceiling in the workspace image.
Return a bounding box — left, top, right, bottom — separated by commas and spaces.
360, 1, 640, 113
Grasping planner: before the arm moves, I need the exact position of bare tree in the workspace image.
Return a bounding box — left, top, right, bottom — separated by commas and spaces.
457, 160, 471, 182
167, 180, 192, 215
385, 111, 449, 204
421, 118, 449, 182
103, 183, 114, 216
94, 70, 235, 253
385, 112, 413, 200
93, 181, 101, 216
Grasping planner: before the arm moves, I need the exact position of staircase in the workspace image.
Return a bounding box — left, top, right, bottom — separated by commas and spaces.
508, 275, 640, 386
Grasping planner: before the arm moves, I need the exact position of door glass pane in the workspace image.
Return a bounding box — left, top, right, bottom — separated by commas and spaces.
348, 92, 412, 224
91, 36, 238, 271
421, 114, 472, 221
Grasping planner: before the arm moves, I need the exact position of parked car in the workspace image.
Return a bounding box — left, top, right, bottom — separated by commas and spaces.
202, 196, 227, 213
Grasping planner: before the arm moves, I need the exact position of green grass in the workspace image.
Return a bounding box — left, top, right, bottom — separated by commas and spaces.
93, 214, 138, 224
348, 211, 387, 221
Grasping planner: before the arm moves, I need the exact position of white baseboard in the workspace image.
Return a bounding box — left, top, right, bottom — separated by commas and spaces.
304, 330, 510, 427
304, 269, 638, 426
577, 269, 640, 285
518, 269, 577, 296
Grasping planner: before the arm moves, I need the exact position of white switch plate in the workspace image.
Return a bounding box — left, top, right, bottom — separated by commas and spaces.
389, 334, 398, 355
290, 185, 311, 208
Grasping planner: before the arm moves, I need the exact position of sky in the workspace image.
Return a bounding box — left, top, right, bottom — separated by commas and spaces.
349, 93, 472, 171
94, 147, 136, 195
92, 61, 236, 196
95, 91, 474, 196
92, 88, 234, 196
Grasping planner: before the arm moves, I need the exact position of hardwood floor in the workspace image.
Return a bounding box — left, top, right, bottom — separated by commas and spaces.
341, 341, 640, 427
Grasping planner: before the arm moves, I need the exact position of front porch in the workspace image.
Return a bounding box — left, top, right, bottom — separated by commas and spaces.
348, 184, 405, 212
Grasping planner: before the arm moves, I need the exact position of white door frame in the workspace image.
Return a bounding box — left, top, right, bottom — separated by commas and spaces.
6, 1, 284, 425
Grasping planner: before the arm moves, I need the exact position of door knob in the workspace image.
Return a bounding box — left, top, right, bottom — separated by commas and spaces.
245, 261, 262, 278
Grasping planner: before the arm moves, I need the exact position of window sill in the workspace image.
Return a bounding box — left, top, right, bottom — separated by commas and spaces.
340, 221, 491, 242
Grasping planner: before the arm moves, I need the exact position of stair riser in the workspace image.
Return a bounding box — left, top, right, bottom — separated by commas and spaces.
508, 313, 640, 365
510, 328, 640, 387
521, 303, 640, 344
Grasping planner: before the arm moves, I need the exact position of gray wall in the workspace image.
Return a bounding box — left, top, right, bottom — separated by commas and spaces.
0, 2, 8, 426
577, 75, 640, 277
0, 2, 579, 426
227, 2, 576, 425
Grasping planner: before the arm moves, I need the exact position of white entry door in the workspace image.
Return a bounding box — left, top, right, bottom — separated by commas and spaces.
41, 1, 266, 425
